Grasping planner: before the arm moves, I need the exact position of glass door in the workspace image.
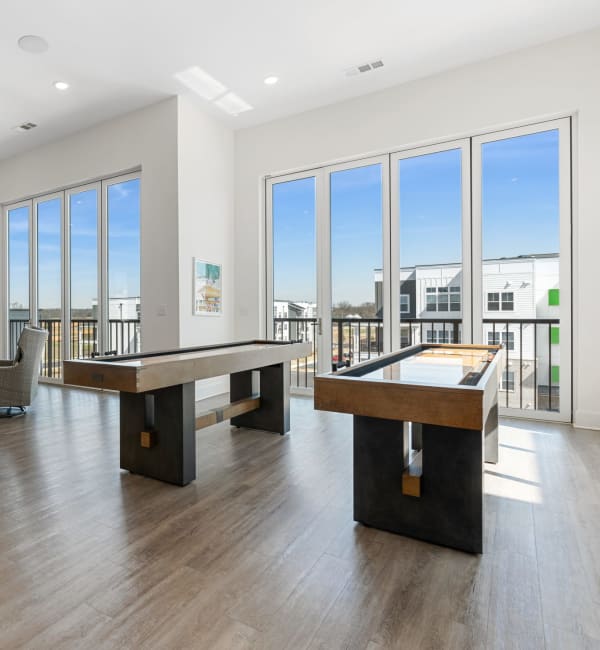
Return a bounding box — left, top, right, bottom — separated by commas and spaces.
7, 202, 31, 356
104, 175, 141, 354
390, 141, 471, 351
3, 172, 141, 377
328, 158, 389, 369
472, 119, 571, 421
67, 184, 100, 360
268, 157, 389, 391
267, 172, 320, 390
35, 194, 63, 379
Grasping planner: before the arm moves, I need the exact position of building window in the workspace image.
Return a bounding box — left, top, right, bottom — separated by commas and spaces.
487, 292, 500, 311
400, 294, 410, 314
501, 370, 515, 391
487, 291, 513, 311
437, 287, 448, 312
501, 292, 514, 310
449, 286, 461, 312
426, 287, 437, 311
426, 286, 460, 312
487, 331, 515, 351
426, 330, 450, 344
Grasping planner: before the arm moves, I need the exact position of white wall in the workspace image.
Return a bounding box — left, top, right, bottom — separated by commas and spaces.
177, 96, 235, 398
0, 98, 180, 352
234, 27, 600, 429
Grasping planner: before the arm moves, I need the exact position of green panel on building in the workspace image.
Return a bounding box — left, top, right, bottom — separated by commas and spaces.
551, 326, 560, 345
548, 289, 560, 306
551, 365, 560, 383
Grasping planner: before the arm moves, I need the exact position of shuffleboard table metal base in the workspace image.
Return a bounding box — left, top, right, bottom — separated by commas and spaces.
120, 383, 197, 486
119, 364, 292, 486
230, 362, 290, 434
353, 415, 484, 554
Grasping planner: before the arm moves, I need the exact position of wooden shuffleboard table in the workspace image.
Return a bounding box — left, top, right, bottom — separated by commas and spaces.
314, 343, 502, 553
64, 340, 312, 486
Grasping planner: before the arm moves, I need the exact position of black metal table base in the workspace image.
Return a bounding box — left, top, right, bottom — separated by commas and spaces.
119, 362, 291, 486
353, 415, 491, 554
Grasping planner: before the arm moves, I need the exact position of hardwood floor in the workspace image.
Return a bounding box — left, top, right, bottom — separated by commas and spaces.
1, 385, 599, 649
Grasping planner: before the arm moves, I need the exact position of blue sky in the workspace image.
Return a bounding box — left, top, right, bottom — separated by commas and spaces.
273, 129, 559, 305
9, 179, 140, 312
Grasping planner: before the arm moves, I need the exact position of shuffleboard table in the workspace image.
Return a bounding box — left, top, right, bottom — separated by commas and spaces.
64, 340, 312, 486
314, 343, 502, 553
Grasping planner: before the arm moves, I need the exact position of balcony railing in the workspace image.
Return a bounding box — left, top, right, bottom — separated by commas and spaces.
8, 318, 141, 379
274, 316, 560, 413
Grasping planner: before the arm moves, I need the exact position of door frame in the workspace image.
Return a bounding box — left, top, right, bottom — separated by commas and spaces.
65, 181, 102, 361
471, 117, 572, 422
3, 199, 32, 358
33, 192, 64, 382
390, 139, 472, 351
325, 156, 391, 359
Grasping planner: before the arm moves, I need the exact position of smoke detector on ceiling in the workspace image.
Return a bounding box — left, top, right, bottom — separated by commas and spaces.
345, 60, 384, 77
12, 122, 38, 132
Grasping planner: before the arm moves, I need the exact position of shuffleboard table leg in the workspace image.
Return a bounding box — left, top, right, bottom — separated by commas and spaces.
120, 382, 196, 486
484, 402, 499, 464
230, 361, 290, 434
353, 415, 484, 553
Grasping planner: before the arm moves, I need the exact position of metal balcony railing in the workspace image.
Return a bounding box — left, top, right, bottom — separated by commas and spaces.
273, 316, 561, 413
8, 318, 141, 379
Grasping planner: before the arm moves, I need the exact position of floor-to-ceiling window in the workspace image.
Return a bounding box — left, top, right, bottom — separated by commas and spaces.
391, 141, 470, 351
268, 173, 317, 389
268, 118, 571, 420
106, 176, 141, 355
330, 161, 386, 372
68, 185, 100, 361
7, 204, 30, 354
36, 195, 63, 378
473, 120, 571, 420
3, 172, 141, 379
268, 157, 388, 389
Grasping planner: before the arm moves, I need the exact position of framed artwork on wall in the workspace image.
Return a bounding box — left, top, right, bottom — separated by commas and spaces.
193, 259, 222, 315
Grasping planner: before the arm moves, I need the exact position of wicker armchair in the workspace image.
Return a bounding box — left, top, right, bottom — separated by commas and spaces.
0, 326, 48, 416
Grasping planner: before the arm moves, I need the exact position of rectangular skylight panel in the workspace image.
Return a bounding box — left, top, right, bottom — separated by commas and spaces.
174, 66, 227, 101
214, 92, 253, 115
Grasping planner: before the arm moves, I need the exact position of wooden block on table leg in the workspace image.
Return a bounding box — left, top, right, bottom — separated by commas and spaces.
140, 431, 154, 448
402, 450, 422, 497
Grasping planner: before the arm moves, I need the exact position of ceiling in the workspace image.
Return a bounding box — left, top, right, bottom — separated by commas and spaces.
2, 0, 600, 161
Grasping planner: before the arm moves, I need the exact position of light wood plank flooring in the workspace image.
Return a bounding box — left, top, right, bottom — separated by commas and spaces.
1, 385, 599, 649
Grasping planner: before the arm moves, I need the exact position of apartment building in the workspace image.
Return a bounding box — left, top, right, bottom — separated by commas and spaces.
376, 253, 560, 409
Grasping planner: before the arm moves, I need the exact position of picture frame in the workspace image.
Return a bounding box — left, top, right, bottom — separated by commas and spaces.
193, 259, 222, 316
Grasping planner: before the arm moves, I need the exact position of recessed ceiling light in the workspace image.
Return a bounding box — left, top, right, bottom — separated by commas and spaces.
54, 81, 69, 91
264, 76, 279, 86
17, 35, 49, 54
174, 66, 227, 101
214, 92, 253, 116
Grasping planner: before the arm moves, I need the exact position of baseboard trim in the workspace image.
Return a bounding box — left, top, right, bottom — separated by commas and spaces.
195, 376, 229, 401
574, 409, 600, 431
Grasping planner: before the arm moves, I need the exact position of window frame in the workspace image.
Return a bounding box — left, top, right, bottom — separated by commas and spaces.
487, 330, 515, 351
501, 291, 514, 311
400, 293, 410, 314
2, 171, 141, 374
500, 370, 516, 392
